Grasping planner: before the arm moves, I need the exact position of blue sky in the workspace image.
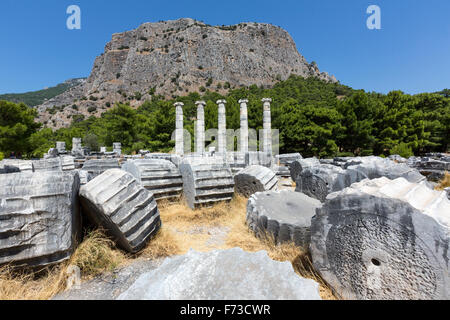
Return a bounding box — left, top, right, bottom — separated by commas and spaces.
0, 0, 449, 94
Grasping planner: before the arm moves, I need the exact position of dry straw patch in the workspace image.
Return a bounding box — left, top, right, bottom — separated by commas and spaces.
436, 171, 450, 191
0, 229, 125, 300
153, 195, 336, 300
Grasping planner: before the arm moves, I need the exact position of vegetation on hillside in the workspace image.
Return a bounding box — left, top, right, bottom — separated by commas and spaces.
0, 78, 84, 107
0, 75, 448, 158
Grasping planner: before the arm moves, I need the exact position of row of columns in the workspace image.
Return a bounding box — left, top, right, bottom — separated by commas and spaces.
174, 98, 272, 155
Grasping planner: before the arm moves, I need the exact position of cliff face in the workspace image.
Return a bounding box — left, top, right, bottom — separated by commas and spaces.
37, 18, 336, 128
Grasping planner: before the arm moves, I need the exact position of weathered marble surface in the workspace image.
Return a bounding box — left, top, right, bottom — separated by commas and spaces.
246, 190, 321, 248
289, 157, 320, 182
118, 248, 322, 300
234, 165, 278, 197
81, 159, 120, 182
0, 171, 81, 267
122, 159, 183, 201
295, 164, 367, 202
310, 177, 450, 300
179, 157, 234, 209
79, 169, 161, 253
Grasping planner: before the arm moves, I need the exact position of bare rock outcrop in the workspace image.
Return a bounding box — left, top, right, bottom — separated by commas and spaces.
37, 18, 336, 128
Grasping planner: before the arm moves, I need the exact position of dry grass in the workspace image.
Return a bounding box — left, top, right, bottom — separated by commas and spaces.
0, 195, 336, 300
151, 195, 336, 299
0, 230, 125, 300
436, 171, 450, 191
140, 227, 184, 259
68, 229, 125, 278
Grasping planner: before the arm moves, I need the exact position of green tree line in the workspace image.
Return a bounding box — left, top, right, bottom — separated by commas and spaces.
1, 75, 448, 159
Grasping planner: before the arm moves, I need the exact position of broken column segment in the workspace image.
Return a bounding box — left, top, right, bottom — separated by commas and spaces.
122, 159, 183, 201
344, 156, 426, 183
71, 137, 83, 157
81, 159, 120, 182
289, 157, 320, 182
113, 143, 122, 156
79, 169, 161, 253
273, 153, 303, 178
0, 171, 81, 268
310, 177, 450, 300
0, 159, 33, 173
118, 247, 321, 300
239, 99, 249, 153
61, 155, 76, 171
195, 101, 206, 154
56, 141, 66, 154
261, 98, 272, 155
217, 99, 227, 154
174, 102, 184, 155
234, 165, 278, 197
32, 158, 63, 172
246, 190, 322, 248
179, 156, 234, 209
295, 164, 367, 202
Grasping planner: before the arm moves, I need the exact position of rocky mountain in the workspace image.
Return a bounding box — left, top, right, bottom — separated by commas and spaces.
37, 18, 337, 128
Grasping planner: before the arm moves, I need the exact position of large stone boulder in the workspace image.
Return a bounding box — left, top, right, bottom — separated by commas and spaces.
81, 159, 120, 182
295, 164, 367, 202
122, 159, 183, 201
0, 171, 81, 267
179, 157, 234, 209
246, 190, 322, 248
289, 157, 320, 182
234, 165, 278, 197
79, 169, 161, 253
118, 248, 321, 300
310, 177, 450, 300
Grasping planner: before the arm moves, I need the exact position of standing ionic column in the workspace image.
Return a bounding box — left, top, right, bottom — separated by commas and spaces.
239, 99, 249, 153
195, 100, 206, 154
174, 102, 184, 155
217, 99, 227, 153
262, 98, 272, 155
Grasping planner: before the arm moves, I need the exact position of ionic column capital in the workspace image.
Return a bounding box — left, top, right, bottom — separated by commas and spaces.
195, 100, 206, 107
